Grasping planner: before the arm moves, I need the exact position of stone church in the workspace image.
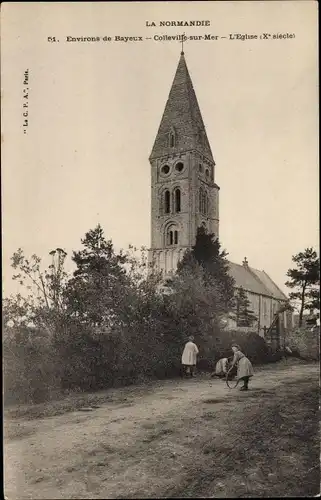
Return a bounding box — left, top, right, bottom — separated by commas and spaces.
148, 50, 292, 348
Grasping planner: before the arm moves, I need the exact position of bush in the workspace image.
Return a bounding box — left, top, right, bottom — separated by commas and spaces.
196, 330, 270, 370
286, 327, 319, 361
3, 326, 60, 405
3, 318, 273, 406
268, 351, 284, 363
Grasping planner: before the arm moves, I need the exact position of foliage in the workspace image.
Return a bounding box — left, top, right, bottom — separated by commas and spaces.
3, 294, 34, 328
199, 329, 270, 371
65, 224, 129, 327
3, 324, 60, 404
305, 288, 320, 312
4, 224, 271, 405
285, 248, 320, 326
286, 326, 320, 361
166, 262, 228, 342
11, 247, 68, 310
177, 226, 235, 312
235, 287, 257, 327
9, 247, 69, 333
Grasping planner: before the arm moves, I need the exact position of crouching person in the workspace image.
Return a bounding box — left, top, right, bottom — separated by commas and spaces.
212, 357, 228, 378
212, 357, 236, 380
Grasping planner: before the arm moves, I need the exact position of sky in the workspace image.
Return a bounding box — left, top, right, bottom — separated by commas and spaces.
2, 1, 319, 297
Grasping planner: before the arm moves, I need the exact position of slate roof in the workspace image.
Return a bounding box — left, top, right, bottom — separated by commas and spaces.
228, 261, 288, 301
150, 52, 214, 162
250, 268, 288, 301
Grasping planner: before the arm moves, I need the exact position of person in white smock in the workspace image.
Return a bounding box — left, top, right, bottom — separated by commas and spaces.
181, 336, 199, 377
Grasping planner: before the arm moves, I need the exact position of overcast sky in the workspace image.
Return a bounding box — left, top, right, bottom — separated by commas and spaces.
2, 1, 318, 297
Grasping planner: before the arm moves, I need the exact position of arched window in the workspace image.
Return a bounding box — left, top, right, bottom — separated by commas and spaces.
164, 190, 170, 214
174, 188, 181, 213
205, 192, 209, 216
166, 225, 179, 246
168, 127, 177, 148
199, 188, 209, 215
199, 187, 204, 213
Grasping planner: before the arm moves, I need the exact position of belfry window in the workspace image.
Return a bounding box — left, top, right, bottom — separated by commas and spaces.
164, 190, 170, 214
174, 188, 181, 213
166, 225, 179, 246
175, 162, 184, 173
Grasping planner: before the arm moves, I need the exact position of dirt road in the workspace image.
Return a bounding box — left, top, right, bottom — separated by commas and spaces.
4, 361, 320, 499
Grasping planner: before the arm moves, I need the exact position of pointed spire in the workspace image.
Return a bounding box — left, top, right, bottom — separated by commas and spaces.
150, 52, 214, 162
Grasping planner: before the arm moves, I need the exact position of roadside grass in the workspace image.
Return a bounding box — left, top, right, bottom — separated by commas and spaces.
4, 390, 135, 421
4, 358, 316, 444
90, 377, 318, 499
163, 378, 320, 498
3, 390, 135, 440
4, 358, 311, 422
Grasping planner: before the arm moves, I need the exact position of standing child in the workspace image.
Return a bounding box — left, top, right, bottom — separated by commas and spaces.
229, 344, 254, 391
181, 336, 199, 377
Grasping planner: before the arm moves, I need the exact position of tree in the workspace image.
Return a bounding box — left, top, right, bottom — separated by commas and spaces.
10, 247, 69, 332
305, 288, 320, 312
3, 294, 34, 329
48, 248, 68, 311
66, 224, 130, 327
285, 247, 320, 327
177, 226, 235, 312
5, 248, 70, 403
235, 287, 257, 327
165, 262, 227, 358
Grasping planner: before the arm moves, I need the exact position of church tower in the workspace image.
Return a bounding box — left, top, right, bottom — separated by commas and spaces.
149, 51, 220, 277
